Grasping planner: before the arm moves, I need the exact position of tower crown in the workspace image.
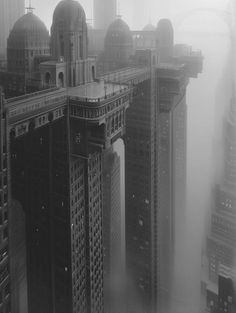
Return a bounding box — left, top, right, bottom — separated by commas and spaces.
10, 11, 48, 34
51, 0, 88, 62
105, 18, 133, 47
52, 0, 86, 31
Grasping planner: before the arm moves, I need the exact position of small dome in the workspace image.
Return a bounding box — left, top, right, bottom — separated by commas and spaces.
52, 0, 86, 31
105, 18, 133, 47
10, 12, 48, 34
143, 23, 155, 31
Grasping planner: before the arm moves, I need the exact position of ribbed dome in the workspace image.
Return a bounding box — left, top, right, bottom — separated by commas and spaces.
7, 12, 50, 74
143, 23, 155, 31
8, 12, 49, 50
52, 0, 86, 30
10, 12, 48, 33
105, 18, 133, 46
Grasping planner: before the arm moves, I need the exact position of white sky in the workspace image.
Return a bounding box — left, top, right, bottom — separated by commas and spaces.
29, 0, 230, 32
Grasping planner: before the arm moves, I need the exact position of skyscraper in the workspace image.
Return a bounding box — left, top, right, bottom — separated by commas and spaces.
1, 1, 131, 313
202, 93, 236, 312
93, 0, 117, 30
98, 17, 202, 313
0, 0, 25, 58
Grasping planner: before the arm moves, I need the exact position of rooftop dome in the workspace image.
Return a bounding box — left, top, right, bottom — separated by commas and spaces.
143, 23, 155, 31
105, 18, 133, 47
7, 12, 50, 74
10, 12, 48, 33
8, 12, 49, 49
157, 19, 174, 40
52, 0, 86, 30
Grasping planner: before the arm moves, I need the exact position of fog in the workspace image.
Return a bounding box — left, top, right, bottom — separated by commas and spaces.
33, 0, 229, 30
173, 17, 231, 313
32, 0, 234, 312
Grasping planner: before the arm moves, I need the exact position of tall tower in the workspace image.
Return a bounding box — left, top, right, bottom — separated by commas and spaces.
0, 0, 24, 59
94, 0, 117, 30
5, 1, 130, 313
51, 0, 89, 87
99, 18, 202, 313
203, 94, 236, 312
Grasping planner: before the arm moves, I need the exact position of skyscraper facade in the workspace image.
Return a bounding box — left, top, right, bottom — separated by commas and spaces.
102, 148, 122, 313
0, 1, 131, 313
99, 17, 202, 313
0, 89, 11, 313
202, 94, 236, 312
0, 0, 25, 58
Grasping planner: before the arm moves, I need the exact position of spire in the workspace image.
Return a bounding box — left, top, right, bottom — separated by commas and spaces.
26, 0, 35, 13
116, 0, 122, 19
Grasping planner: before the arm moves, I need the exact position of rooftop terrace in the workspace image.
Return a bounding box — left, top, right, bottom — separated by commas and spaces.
68, 80, 129, 102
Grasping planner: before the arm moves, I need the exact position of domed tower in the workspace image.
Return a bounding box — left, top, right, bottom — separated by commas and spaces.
7, 11, 50, 77
51, 0, 88, 62
102, 18, 133, 72
156, 19, 174, 62
50, 0, 95, 86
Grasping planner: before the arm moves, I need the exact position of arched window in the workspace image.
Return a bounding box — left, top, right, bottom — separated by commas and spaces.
58, 72, 64, 87
45, 72, 51, 85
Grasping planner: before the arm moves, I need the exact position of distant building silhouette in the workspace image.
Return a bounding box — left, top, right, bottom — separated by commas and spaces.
202, 93, 236, 313
0, 0, 24, 59
93, 0, 116, 30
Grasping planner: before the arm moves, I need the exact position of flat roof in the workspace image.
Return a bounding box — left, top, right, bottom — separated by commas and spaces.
68, 80, 128, 100
102, 67, 150, 83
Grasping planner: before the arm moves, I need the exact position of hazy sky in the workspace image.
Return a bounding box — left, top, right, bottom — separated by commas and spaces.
30, 0, 230, 31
